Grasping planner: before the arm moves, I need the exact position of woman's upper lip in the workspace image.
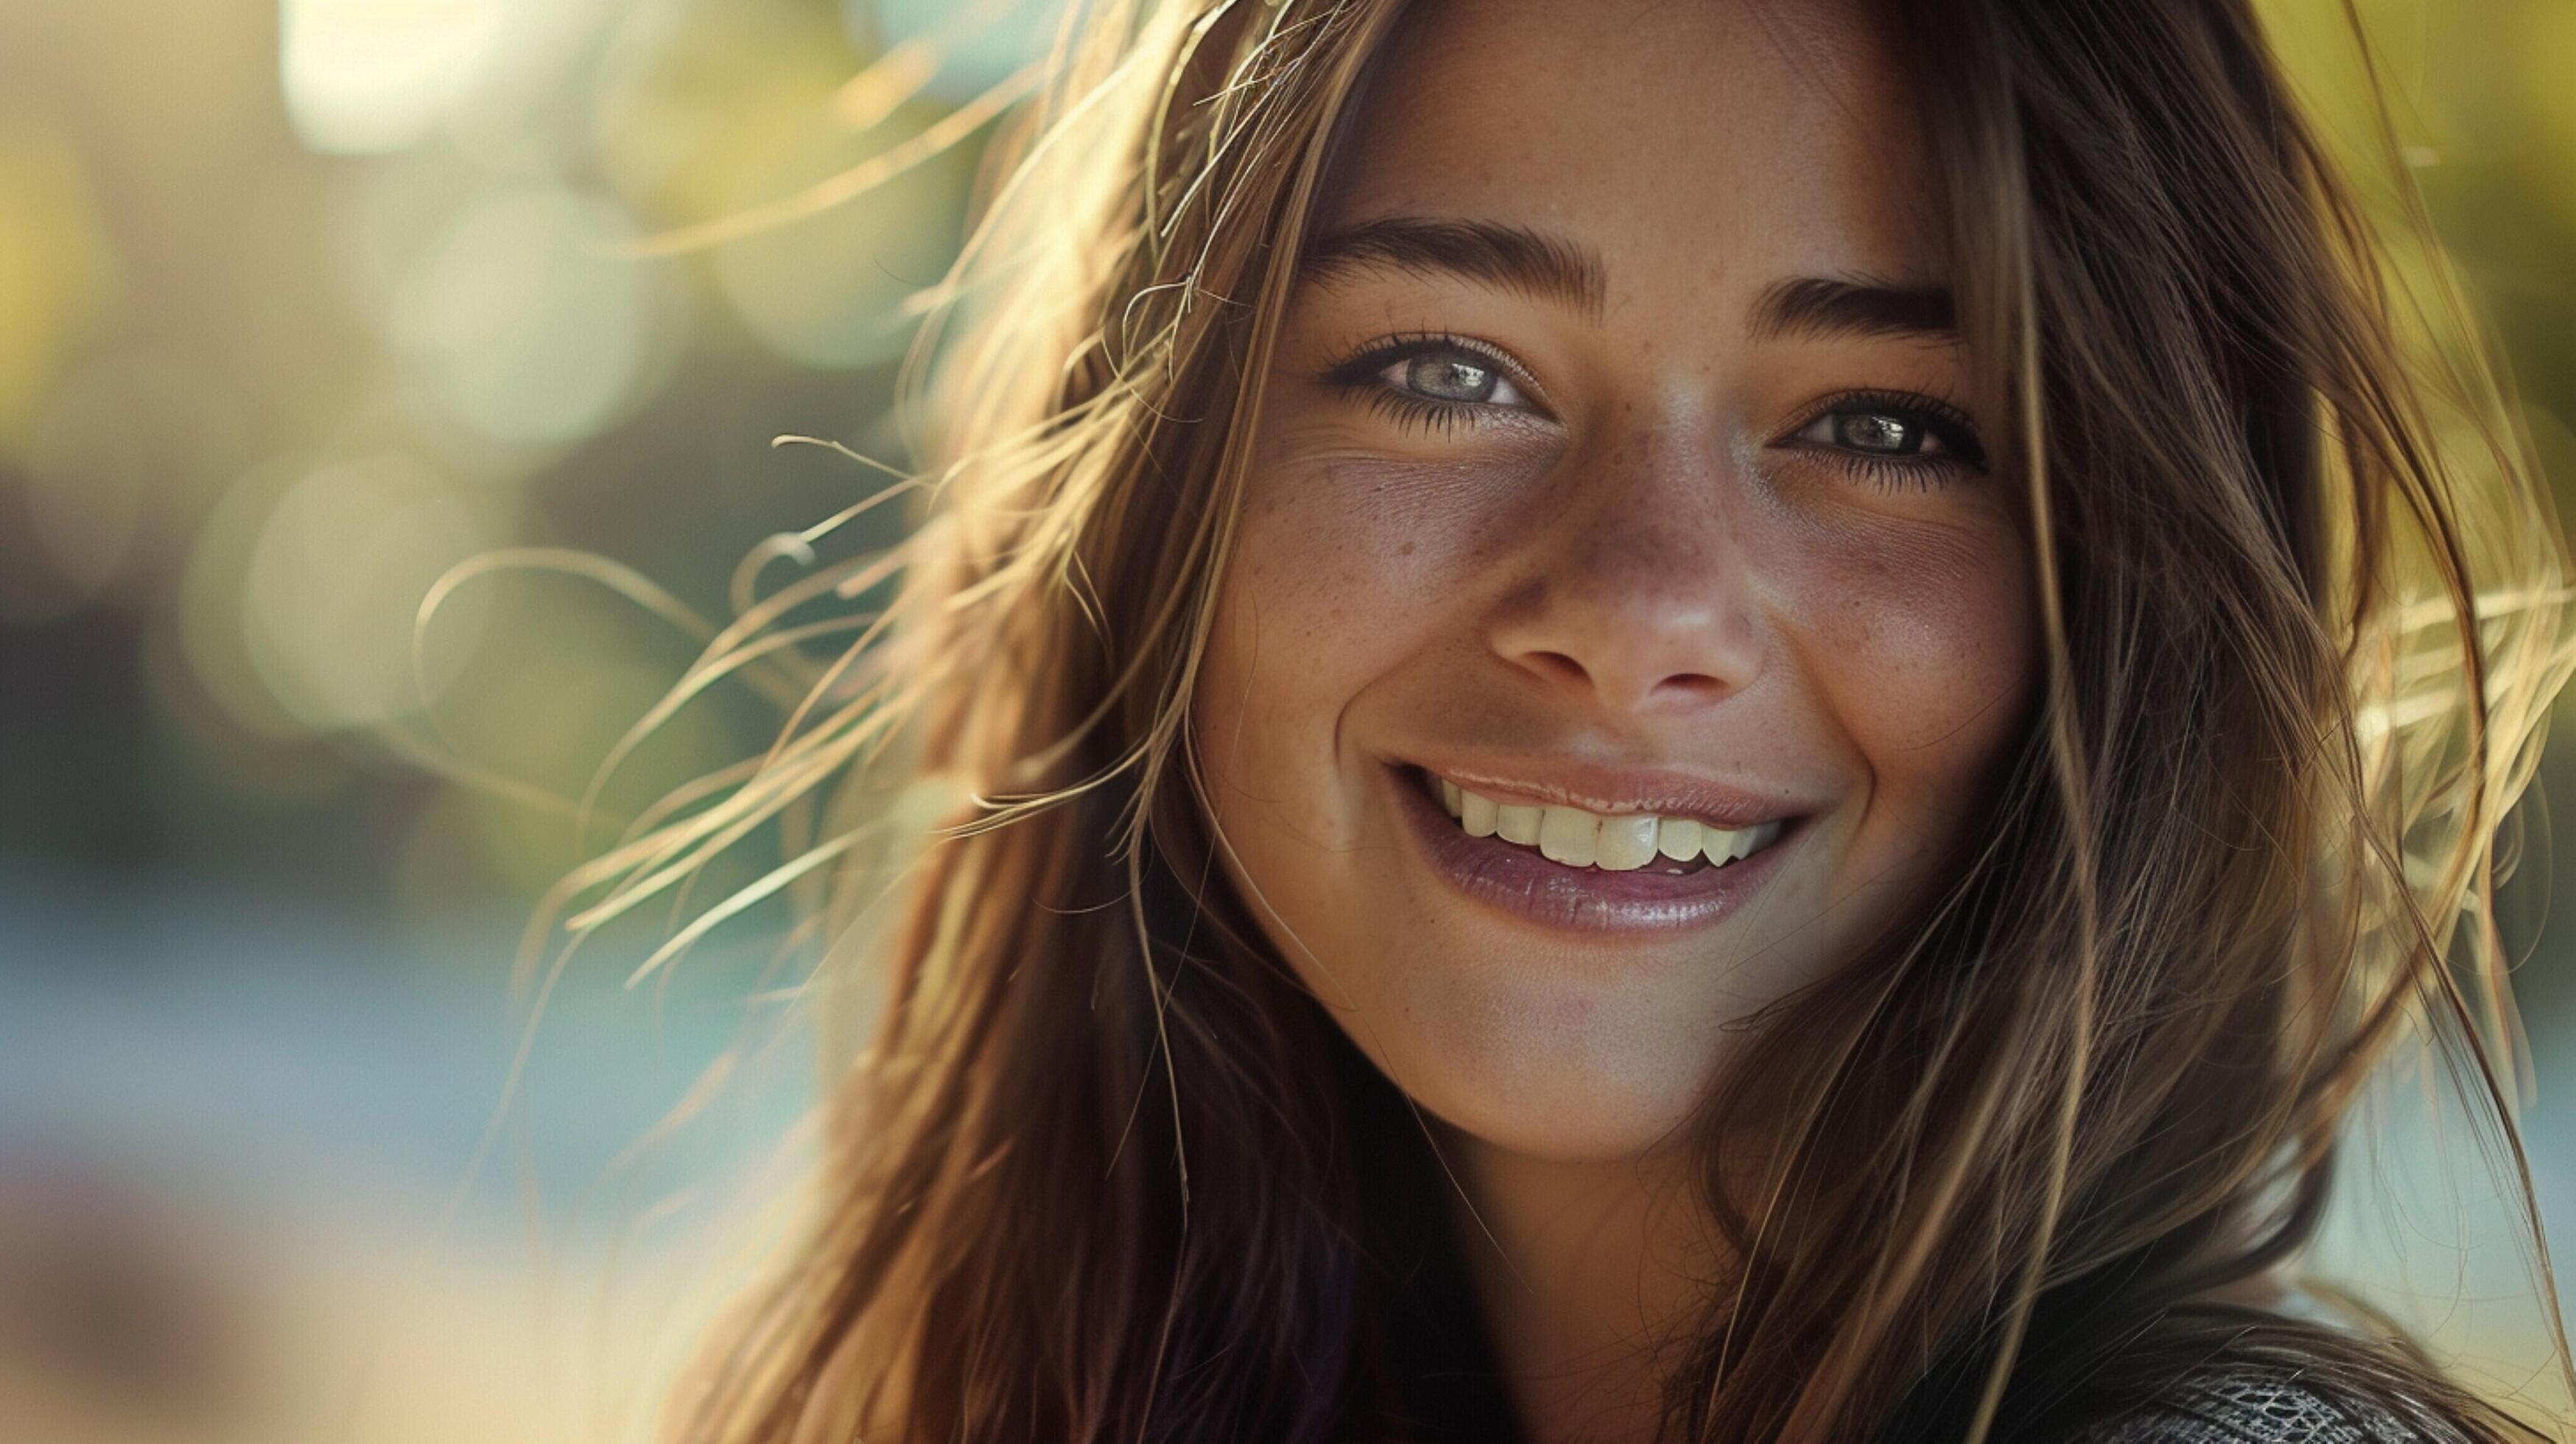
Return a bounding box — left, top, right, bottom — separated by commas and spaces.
1397, 751, 1816, 829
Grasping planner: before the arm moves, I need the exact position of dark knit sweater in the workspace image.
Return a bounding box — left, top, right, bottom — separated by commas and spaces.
2071, 1366, 2477, 1442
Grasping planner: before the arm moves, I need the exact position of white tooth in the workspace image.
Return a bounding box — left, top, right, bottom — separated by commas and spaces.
1459, 791, 1499, 838
1594, 814, 1659, 871
1496, 804, 1543, 845
1703, 827, 1745, 866
1742, 819, 1783, 855
1537, 806, 1600, 867
1440, 777, 1462, 816
1657, 817, 1701, 861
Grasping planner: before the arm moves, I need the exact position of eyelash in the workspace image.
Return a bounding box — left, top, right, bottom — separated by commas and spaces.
1318, 334, 1990, 488
1320, 332, 1536, 438
1786, 388, 1990, 488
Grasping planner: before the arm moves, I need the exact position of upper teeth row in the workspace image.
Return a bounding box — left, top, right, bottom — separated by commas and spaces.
1433, 775, 1785, 872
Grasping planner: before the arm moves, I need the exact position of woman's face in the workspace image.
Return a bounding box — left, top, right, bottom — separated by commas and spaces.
1193, 0, 2037, 1162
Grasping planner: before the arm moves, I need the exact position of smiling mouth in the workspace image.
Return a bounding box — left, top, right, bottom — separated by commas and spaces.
1420, 768, 1788, 875
1389, 764, 1805, 934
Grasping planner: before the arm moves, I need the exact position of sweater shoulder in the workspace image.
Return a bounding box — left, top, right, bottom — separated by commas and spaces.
2067, 1364, 2476, 1443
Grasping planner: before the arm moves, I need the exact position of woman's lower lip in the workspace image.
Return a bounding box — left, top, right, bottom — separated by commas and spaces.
1387, 765, 1802, 935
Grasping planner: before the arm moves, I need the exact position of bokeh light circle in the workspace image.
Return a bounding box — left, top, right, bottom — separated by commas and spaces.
383, 183, 680, 446
239, 452, 492, 731
280, 0, 506, 156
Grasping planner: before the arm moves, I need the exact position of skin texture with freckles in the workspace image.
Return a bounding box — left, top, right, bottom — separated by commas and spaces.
1190, 1, 2040, 1437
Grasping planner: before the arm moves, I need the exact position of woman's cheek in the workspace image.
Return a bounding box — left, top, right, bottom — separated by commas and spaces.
1201, 452, 1437, 854
1226, 441, 1534, 669
1203, 436, 1543, 855
1781, 514, 2035, 811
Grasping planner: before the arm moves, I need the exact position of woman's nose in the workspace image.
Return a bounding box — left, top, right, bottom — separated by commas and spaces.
1485, 431, 1766, 715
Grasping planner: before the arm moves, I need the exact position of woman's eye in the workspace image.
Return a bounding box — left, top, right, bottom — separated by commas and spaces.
1783, 394, 1988, 488
1320, 335, 1543, 434
1376, 349, 1529, 408
1797, 407, 1946, 458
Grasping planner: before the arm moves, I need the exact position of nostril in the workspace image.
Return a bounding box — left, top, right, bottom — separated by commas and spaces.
1657, 672, 1727, 700
1525, 651, 1590, 687
1514, 648, 1730, 705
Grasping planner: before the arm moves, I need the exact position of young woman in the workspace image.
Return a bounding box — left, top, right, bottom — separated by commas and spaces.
612, 0, 2576, 1438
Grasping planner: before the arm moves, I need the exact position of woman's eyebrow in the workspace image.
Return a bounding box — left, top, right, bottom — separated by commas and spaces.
1750, 275, 1959, 345
1299, 216, 1608, 321
1301, 216, 1958, 350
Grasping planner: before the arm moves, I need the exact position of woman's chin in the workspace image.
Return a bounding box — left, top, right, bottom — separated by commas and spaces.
1317, 947, 1733, 1165
1397, 1052, 1714, 1166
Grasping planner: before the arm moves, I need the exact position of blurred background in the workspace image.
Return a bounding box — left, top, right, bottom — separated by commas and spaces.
1, 1, 2573, 1439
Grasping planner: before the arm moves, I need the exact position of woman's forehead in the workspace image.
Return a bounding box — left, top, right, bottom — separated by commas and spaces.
1316, 0, 1945, 302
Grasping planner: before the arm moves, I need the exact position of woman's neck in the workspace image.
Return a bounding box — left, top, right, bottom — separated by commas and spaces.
1442, 1129, 1718, 1444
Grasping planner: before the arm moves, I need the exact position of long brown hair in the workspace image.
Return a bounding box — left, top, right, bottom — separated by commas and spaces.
571, 1, 2576, 1439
